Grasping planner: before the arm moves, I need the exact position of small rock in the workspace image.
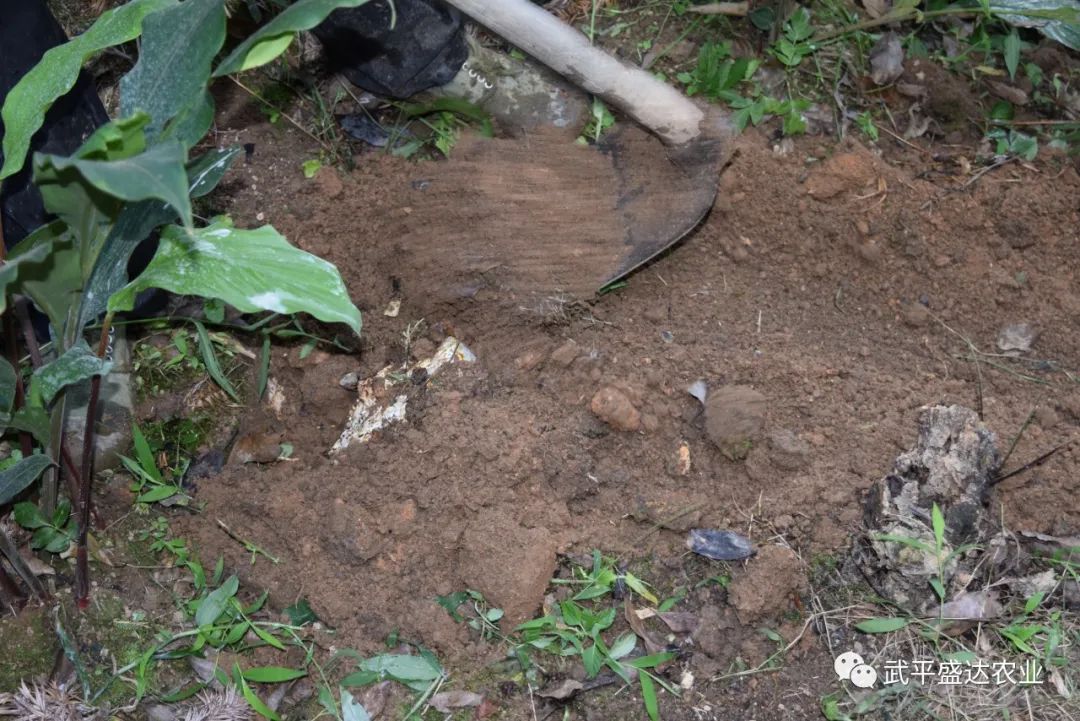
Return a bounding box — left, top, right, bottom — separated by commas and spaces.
591, 386, 642, 432
996, 322, 1037, 354
314, 167, 344, 198
704, 385, 766, 460
676, 442, 691, 475
515, 347, 547, 371
339, 370, 360, 391
549, 339, 580, 368
902, 303, 930, 328
768, 429, 811, 471
1034, 406, 1059, 429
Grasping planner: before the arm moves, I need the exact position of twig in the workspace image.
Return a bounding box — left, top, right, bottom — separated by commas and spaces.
0, 527, 49, 602
687, 2, 748, 15
1000, 405, 1039, 470
990, 437, 1075, 486
229, 76, 333, 153
631, 503, 705, 545
877, 124, 932, 156
216, 519, 280, 564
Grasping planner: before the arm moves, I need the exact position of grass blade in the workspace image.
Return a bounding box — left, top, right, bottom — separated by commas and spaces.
640, 671, 660, 721
193, 319, 240, 402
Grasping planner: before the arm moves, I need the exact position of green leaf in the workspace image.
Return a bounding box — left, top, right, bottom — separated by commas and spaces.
1004, 28, 1022, 79
989, 0, 1080, 51
623, 572, 659, 605
36, 141, 193, 229
108, 219, 362, 335
360, 654, 442, 683
4, 223, 79, 331
340, 689, 372, 721
302, 159, 322, 179
120, 0, 227, 140
285, 598, 319, 626
136, 485, 180, 503
214, 0, 374, 77
0, 0, 174, 180
132, 422, 162, 483
8, 406, 52, 445
626, 651, 675, 669
31, 340, 112, 406
13, 500, 50, 529
640, 671, 660, 721
0, 241, 53, 316
1024, 591, 1045, 614
931, 503, 946, 547
582, 643, 602, 678
192, 320, 240, 402
873, 533, 934, 552
608, 633, 637, 660
249, 620, 287, 651
196, 575, 239, 627
854, 617, 909, 633
243, 666, 307, 683
236, 667, 280, 721
0, 457, 55, 506
339, 670, 380, 687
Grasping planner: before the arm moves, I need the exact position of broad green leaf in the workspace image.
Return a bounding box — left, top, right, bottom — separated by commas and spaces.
581, 643, 602, 678
854, 617, 909, 634
990, 0, 1080, 50
340, 689, 372, 721
360, 654, 442, 683
0, 241, 52, 315
108, 219, 362, 335
31, 340, 112, 406
249, 620, 287, 651
196, 575, 239, 627
8, 406, 51, 445
78, 147, 238, 330
640, 672, 660, 721
160, 90, 216, 150
188, 146, 242, 198
0, 0, 174, 180
120, 0, 226, 140
214, 0, 372, 77
339, 670, 380, 687
243, 666, 307, 683
0, 457, 54, 506
1004, 27, 1022, 79
36, 141, 193, 230
4, 223, 78, 332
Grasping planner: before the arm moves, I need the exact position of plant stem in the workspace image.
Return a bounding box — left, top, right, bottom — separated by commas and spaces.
813, 7, 990, 43
75, 312, 114, 608
0, 526, 49, 602
14, 298, 63, 515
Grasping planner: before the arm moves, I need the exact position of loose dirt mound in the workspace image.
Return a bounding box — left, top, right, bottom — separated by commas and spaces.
171, 108, 1080, 716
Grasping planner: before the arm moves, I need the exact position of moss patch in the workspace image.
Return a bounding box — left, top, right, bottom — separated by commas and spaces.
0, 606, 58, 688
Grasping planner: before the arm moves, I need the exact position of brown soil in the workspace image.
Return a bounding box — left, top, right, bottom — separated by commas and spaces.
153, 86, 1080, 719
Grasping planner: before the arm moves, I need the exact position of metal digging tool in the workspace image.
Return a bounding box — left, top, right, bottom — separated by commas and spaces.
391, 0, 732, 298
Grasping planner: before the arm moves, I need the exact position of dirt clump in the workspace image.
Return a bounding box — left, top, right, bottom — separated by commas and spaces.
458, 511, 561, 627
590, 385, 642, 432
704, 385, 766, 460
729, 544, 806, 624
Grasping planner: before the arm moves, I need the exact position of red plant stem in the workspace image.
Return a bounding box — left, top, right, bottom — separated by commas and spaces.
75, 313, 113, 608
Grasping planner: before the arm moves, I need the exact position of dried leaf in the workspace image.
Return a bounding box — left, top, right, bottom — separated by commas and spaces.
536, 679, 583, 700
870, 32, 905, 85
625, 600, 665, 655
986, 80, 1030, 105
429, 691, 483, 713
658, 611, 700, 634
938, 590, 1004, 620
